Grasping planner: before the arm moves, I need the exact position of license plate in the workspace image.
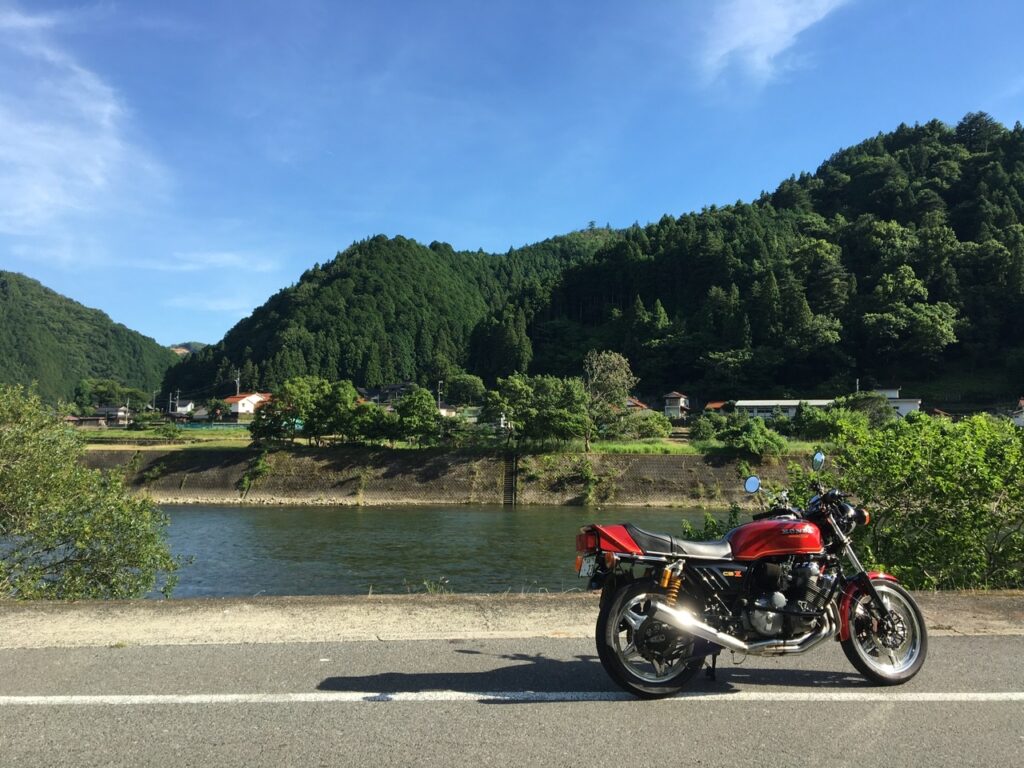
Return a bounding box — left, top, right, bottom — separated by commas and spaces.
578, 554, 597, 578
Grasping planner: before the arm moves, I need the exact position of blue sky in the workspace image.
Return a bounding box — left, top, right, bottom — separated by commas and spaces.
2, 0, 1023, 346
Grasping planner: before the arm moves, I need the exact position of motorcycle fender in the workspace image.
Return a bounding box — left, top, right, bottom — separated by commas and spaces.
838, 571, 900, 641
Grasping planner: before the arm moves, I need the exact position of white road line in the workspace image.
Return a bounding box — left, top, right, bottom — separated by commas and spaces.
1, 691, 1023, 706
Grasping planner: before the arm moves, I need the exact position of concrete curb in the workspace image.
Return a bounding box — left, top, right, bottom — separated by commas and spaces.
1, 592, 1021, 649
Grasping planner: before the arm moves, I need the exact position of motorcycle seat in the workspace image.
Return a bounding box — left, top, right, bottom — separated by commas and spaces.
625, 523, 733, 559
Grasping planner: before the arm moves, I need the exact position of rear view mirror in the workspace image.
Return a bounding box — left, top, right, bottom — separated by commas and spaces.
811, 451, 826, 471
744, 476, 761, 494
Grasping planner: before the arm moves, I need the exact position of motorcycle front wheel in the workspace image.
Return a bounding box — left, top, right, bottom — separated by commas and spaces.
595, 580, 703, 699
841, 579, 927, 685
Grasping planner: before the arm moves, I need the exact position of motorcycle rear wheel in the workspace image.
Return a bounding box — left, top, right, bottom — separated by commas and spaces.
841, 580, 927, 685
596, 580, 703, 699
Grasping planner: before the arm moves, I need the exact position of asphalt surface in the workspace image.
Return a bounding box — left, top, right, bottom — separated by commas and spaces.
2, 635, 1023, 767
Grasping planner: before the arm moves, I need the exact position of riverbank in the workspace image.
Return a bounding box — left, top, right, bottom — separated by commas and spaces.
1, 592, 1021, 649
83, 446, 796, 507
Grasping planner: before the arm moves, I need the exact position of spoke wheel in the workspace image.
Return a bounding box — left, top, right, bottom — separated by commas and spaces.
596, 580, 703, 698
841, 580, 927, 685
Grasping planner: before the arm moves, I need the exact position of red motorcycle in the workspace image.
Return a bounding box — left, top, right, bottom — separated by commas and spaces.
575, 452, 927, 698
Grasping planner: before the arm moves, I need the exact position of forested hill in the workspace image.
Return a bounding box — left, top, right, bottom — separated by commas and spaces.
165, 113, 1024, 402
162, 229, 619, 395
0, 272, 180, 402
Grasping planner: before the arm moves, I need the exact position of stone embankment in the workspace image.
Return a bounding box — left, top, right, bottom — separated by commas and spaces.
84, 447, 794, 507
1, 592, 1021, 649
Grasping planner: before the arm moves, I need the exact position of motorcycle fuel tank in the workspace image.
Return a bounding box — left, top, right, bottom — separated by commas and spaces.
727, 519, 824, 560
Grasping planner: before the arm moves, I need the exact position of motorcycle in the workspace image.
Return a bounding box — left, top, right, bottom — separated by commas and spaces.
575, 452, 927, 698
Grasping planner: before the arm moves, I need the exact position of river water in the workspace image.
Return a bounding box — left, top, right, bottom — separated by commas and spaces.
159, 504, 719, 598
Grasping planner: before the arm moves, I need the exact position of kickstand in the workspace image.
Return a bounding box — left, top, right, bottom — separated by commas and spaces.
705, 651, 719, 681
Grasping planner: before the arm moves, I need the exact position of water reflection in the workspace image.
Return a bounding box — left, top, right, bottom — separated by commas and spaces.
159, 504, 721, 598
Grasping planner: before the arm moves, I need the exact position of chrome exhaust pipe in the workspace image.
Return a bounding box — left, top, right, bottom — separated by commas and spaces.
651, 601, 749, 653
651, 601, 838, 656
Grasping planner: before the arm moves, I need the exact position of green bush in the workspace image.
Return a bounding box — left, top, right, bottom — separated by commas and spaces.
835, 413, 1024, 589
0, 385, 178, 599
720, 417, 787, 458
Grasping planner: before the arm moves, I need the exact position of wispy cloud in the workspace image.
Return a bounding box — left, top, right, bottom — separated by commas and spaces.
698, 0, 851, 84
163, 293, 261, 314
139, 251, 280, 274
0, 3, 164, 235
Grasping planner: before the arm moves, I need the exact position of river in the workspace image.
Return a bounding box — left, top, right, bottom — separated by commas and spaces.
159, 504, 721, 598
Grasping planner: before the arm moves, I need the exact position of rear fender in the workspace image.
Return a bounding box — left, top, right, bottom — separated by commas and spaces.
591, 524, 643, 555
838, 571, 899, 641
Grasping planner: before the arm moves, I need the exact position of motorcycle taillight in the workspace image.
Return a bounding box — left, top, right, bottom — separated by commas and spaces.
576, 528, 599, 554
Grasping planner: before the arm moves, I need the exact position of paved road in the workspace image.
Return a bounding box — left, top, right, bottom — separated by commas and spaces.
2, 635, 1023, 767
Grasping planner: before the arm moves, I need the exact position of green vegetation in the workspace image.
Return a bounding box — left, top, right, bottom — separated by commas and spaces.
163, 230, 616, 397
0, 272, 179, 403
777, 412, 1024, 590
0, 385, 178, 599
162, 114, 1024, 405
835, 414, 1024, 589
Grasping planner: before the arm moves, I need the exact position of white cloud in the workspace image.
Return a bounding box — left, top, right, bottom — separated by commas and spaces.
163, 294, 260, 314
698, 0, 850, 83
0, 4, 164, 235
139, 251, 279, 274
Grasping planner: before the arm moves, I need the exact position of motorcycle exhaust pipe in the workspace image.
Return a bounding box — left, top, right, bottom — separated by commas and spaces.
651, 601, 837, 656
651, 601, 749, 653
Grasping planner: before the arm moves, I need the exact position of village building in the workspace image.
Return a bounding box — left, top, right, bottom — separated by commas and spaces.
663, 392, 689, 419
225, 392, 272, 418
734, 399, 834, 419
874, 387, 922, 417
93, 405, 131, 426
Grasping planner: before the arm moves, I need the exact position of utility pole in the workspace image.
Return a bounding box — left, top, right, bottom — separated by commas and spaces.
437, 380, 443, 410
174, 389, 181, 413
235, 368, 241, 396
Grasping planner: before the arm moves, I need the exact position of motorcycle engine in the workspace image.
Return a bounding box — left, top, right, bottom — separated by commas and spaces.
745, 560, 836, 638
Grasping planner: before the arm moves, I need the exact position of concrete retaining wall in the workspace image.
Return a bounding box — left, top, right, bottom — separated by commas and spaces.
84, 448, 793, 506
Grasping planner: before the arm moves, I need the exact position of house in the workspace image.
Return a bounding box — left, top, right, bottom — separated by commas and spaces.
174, 399, 195, 415
626, 396, 649, 411
703, 401, 728, 413
735, 399, 834, 419
65, 414, 107, 428
875, 388, 921, 417
225, 393, 272, 418
1012, 397, 1024, 428
663, 392, 690, 419
94, 405, 131, 426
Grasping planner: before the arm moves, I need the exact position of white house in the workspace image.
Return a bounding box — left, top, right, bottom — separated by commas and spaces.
226, 392, 272, 416
875, 388, 921, 417
663, 392, 690, 419
735, 399, 833, 419
174, 399, 195, 415
1012, 398, 1024, 428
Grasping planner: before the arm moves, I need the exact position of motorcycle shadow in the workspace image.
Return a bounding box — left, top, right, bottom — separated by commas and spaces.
318, 651, 613, 697
317, 649, 868, 701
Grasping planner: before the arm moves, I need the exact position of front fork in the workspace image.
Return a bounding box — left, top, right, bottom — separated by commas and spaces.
838, 542, 901, 641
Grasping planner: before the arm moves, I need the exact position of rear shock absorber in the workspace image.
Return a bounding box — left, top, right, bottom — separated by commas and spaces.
659, 562, 684, 606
